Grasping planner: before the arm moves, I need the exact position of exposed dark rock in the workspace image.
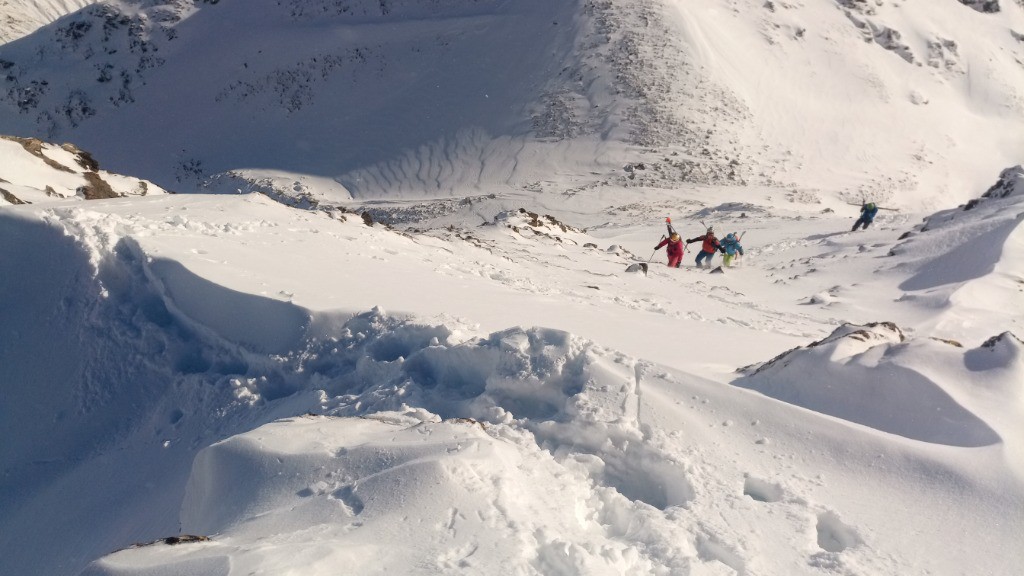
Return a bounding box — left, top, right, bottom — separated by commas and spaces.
129, 534, 211, 549
79, 172, 119, 200
1, 186, 27, 205
958, 0, 1001, 13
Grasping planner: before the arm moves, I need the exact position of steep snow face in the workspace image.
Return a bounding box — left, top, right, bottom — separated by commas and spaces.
0, 0, 97, 43
1, 0, 1023, 205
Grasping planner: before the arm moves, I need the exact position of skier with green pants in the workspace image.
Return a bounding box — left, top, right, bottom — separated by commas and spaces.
721, 232, 744, 267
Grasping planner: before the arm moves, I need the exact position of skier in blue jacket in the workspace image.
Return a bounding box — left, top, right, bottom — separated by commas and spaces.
852, 202, 879, 231
721, 233, 744, 267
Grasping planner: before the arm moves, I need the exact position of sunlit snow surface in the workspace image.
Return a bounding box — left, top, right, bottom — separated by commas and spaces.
1, 0, 1023, 574
1, 184, 1022, 575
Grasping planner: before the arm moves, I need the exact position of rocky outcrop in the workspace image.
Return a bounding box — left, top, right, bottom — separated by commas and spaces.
0, 135, 166, 204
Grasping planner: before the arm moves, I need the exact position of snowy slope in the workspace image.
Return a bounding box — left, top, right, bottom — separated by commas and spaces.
2, 1, 1024, 575
2, 168, 1023, 574
0, 0, 96, 43
0, 0, 1022, 206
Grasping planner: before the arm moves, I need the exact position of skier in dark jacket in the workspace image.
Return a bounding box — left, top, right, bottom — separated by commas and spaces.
655, 232, 685, 268
687, 227, 723, 268
852, 202, 879, 231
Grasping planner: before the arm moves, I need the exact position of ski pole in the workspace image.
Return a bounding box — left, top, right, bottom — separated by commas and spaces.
648, 235, 665, 263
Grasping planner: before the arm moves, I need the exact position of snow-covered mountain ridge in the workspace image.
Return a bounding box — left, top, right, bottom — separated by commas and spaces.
1, 0, 1022, 208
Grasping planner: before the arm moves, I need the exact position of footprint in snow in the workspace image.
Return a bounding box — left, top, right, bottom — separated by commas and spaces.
815, 510, 862, 553
695, 531, 746, 575
329, 485, 364, 516
742, 475, 784, 503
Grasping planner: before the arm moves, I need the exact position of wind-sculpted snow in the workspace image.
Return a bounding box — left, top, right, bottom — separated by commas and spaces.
897, 217, 1019, 291
734, 322, 1000, 447
148, 258, 313, 356
890, 165, 1024, 291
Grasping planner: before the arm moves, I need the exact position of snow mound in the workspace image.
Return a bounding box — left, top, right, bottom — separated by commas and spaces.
166, 415, 598, 574
734, 322, 1000, 447
84, 411, 679, 576
0, 203, 358, 575
68, 312, 701, 574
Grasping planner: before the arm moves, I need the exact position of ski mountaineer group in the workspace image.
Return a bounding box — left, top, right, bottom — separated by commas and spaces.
654, 200, 883, 270
654, 218, 743, 269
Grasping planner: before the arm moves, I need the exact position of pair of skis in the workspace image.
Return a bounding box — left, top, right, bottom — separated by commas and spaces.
846, 201, 897, 211
669, 218, 741, 241
697, 218, 746, 241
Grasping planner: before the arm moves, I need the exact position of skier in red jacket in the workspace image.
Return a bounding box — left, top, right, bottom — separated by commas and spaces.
687, 227, 723, 268
654, 232, 685, 268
